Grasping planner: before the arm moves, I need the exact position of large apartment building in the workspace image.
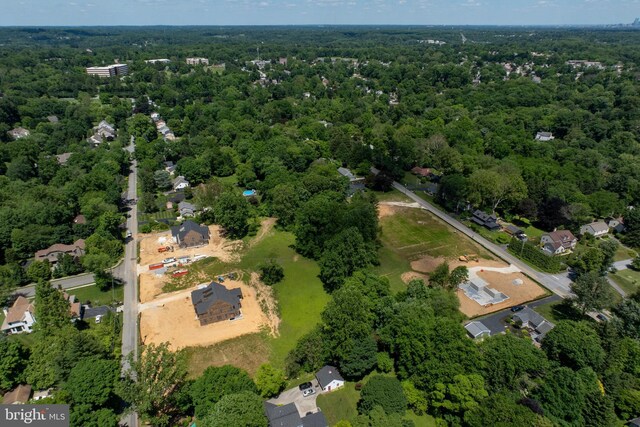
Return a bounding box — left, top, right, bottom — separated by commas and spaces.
86, 64, 129, 78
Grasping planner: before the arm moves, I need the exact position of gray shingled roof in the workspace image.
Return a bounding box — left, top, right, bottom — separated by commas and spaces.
191, 282, 242, 316
264, 402, 303, 427
316, 366, 344, 389
171, 220, 209, 242
465, 321, 491, 338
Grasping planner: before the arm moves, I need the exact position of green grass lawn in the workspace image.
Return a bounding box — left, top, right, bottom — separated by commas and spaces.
71, 283, 124, 306
534, 299, 587, 323
374, 189, 412, 203
138, 210, 177, 223
609, 269, 640, 295
614, 244, 637, 262
405, 411, 438, 427
316, 382, 361, 425
184, 225, 330, 372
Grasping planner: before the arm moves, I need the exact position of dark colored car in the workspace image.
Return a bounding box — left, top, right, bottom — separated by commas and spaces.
298, 382, 312, 391
510, 305, 525, 312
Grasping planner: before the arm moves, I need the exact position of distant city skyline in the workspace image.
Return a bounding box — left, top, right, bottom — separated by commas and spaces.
1, 0, 638, 27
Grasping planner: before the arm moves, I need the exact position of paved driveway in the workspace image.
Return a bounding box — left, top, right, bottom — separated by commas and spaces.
475, 294, 562, 335
268, 379, 322, 416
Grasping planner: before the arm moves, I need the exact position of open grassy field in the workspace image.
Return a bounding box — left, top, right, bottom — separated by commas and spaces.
71, 283, 124, 306
184, 224, 330, 373
376, 206, 490, 292
609, 269, 640, 295
374, 189, 412, 203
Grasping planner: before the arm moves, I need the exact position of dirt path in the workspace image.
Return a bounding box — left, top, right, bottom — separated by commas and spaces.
249, 272, 281, 335
250, 218, 277, 248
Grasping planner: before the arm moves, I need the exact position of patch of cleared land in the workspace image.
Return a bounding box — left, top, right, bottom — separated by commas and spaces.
377, 204, 546, 314
139, 278, 276, 351
137, 224, 239, 267
148, 219, 330, 373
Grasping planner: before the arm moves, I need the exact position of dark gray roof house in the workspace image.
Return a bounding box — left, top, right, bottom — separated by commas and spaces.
191, 282, 242, 326
263, 402, 328, 427
471, 210, 500, 231
171, 220, 210, 248
316, 366, 345, 390
513, 307, 555, 343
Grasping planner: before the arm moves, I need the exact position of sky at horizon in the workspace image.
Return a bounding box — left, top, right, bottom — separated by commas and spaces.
1, 0, 638, 27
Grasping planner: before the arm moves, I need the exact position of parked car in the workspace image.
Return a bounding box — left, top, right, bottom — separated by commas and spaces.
162, 257, 176, 264
298, 382, 312, 391
303, 388, 316, 397
510, 305, 525, 312
126, 230, 132, 238
95, 315, 103, 324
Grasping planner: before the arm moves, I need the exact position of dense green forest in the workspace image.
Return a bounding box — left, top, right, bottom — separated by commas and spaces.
1, 26, 640, 427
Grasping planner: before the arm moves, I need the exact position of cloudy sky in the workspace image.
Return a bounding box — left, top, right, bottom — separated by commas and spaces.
1, 0, 638, 26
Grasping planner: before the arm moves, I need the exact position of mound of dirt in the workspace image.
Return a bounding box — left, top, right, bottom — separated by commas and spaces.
401, 271, 429, 284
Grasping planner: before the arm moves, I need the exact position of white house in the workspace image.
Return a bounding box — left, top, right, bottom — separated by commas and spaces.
316, 366, 345, 392
1, 297, 36, 334
580, 221, 609, 238
541, 230, 577, 255
535, 131, 554, 142
173, 176, 190, 191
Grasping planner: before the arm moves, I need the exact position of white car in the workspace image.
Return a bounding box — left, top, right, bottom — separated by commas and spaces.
162, 257, 176, 264
95, 315, 103, 324
303, 388, 316, 397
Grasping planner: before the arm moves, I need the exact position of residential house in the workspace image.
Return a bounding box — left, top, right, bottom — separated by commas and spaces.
316, 366, 345, 392
2, 385, 32, 404
531, 75, 542, 84
47, 115, 59, 123
607, 217, 626, 233
164, 132, 176, 141
164, 161, 177, 175
87, 133, 104, 147
580, 221, 609, 238
337, 167, 365, 195
464, 321, 491, 339
541, 230, 577, 255
178, 201, 197, 217
55, 152, 73, 165
32, 389, 52, 401
150, 112, 161, 122
167, 192, 186, 204
173, 176, 190, 191
93, 120, 116, 139
73, 214, 87, 225
512, 307, 555, 343
504, 224, 526, 238
471, 210, 500, 231
8, 127, 30, 140
34, 239, 86, 264
279, 57, 288, 65
171, 220, 210, 248
535, 131, 554, 141
411, 166, 432, 177
263, 402, 328, 427
191, 282, 242, 326
1, 297, 35, 334
64, 293, 82, 320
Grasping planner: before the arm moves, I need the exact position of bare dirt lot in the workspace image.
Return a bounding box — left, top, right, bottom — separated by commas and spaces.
457, 269, 547, 318
138, 225, 240, 267
139, 278, 277, 351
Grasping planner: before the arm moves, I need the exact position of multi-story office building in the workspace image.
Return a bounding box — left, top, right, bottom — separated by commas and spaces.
86, 63, 129, 78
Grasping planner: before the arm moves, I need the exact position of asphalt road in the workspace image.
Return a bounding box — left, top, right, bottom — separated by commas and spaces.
268, 379, 322, 417
380, 174, 573, 298
119, 138, 139, 427
13, 273, 96, 298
